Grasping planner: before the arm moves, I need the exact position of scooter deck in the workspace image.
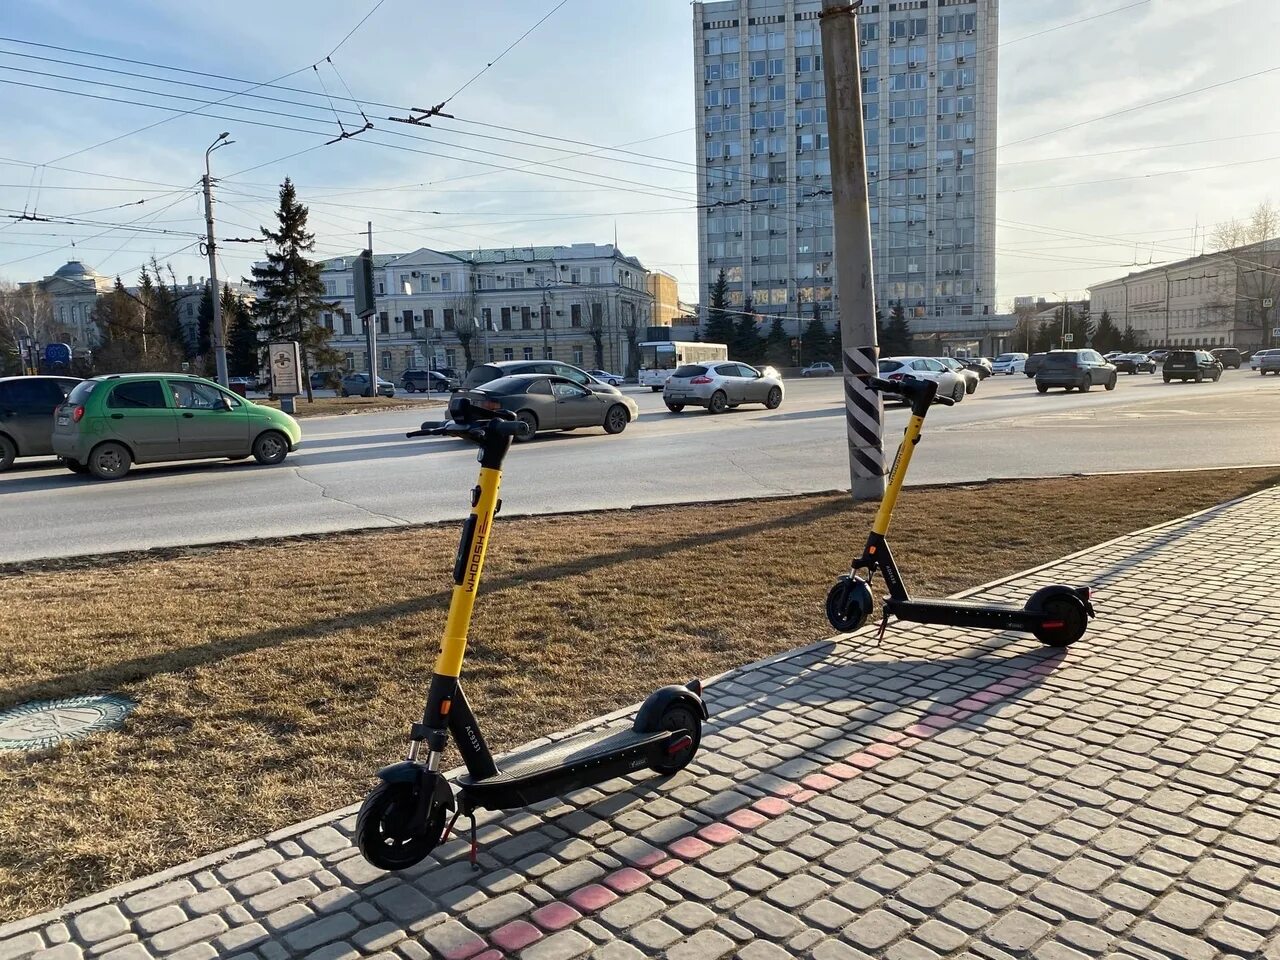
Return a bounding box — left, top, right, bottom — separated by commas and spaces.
886, 597, 1041, 632
458, 724, 670, 809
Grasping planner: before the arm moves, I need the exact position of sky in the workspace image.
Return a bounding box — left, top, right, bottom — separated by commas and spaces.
0, 0, 1277, 311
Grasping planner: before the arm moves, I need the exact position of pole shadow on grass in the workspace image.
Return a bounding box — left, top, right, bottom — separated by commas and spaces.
0, 496, 857, 706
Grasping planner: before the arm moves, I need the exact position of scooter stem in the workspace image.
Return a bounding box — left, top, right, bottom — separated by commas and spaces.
871, 413, 925, 537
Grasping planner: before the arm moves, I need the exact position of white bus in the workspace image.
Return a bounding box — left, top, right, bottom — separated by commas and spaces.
637, 340, 728, 391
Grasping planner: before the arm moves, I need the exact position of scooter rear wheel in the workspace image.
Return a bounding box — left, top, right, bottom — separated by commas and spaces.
356, 781, 448, 870
1032, 594, 1088, 647
648, 703, 702, 775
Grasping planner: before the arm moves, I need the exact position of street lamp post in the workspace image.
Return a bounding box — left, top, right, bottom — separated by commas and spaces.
203, 132, 233, 387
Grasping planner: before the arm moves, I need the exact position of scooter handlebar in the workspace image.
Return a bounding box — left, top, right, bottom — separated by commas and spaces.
864, 374, 955, 407
406, 413, 531, 441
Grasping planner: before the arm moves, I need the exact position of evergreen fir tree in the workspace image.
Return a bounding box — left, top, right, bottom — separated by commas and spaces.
250, 178, 340, 400
764, 316, 790, 366
224, 285, 260, 378
882, 301, 913, 355
732, 297, 764, 363
800, 316, 831, 366
196, 281, 214, 361
703, 268, 735, 345
1093, 310, 1121, 353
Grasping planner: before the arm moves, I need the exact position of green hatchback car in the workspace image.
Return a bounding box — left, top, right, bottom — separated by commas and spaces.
52, 373, 302, 480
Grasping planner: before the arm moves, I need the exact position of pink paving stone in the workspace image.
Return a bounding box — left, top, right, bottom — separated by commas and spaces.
569, 884, 619, 913
792, 789, 818, 803
904, 724, 934, 738
772, 782, 803, 797
866, 743, 901, 759
490, 921, 542, 953
632, 849, 666, 868
898, 737, 921, 749
605, 867, 652, 893
955, 698, 985, 711
973, 690, 1004, 704
669, 836, 714, 861
531, 902, 582, 932
474, 953, 503, 960
752, 796, 793, 817
652, 858, 682, 877
802, 773, 841, 791
727, 809, 768, 830
991, 683, 1022, 695
824, 762, 861, 780
444, 942, 486, 960
1013, 668, 1037, 679
847, 752, 883, 769
697, 823, 742, 845
880, 730, 907, 743
931, 705, 959, 717
923, 714, 956, 729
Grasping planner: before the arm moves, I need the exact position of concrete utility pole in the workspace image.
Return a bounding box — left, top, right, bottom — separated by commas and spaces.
203, 132, 232, 387
820, 0, 884, 500
366, 221, 379, 394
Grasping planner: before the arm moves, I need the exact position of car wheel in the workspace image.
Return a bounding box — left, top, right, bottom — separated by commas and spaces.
514, 410, 538, 442
708, 390, 728, 414
951, 382, 965, 403
650, 386, 662, 393
603, 404, 629, 435
965, 379, 977, 395
1105, 375, 1117, 391
1079, 378, 1092, 393
341, 389, 349, 397
1194, 372, 1203, 383
610, 378, 621, 386
88, 441, 131, 480
1036, 383, 1049, 394
1163, 376, 1171, 383
0, 435, 15, 471
665, 402, 685, 413
765, 386, 783, 409
1213, 370, 1221, 382
252, 431, 290, 466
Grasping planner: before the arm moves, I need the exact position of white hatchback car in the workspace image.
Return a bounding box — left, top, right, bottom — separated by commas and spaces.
664, 360, 784, 413
991, 352, 1029, 375
877, 357, 967, 403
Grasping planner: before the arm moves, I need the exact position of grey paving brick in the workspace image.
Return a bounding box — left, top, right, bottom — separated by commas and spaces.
843, 909, 910, 951
282, 912, 358, 952
70, 906, 128, 945
123, 879, 198, 916
148, 915, 228, 954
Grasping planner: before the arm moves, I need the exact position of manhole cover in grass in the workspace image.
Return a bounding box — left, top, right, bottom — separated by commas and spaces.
0, 695, 135, 750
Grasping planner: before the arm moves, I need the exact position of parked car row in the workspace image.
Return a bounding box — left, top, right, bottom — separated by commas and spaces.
0, 373, 301, 479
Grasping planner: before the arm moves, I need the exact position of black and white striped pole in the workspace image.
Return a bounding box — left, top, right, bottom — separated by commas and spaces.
820, 0, 886, 500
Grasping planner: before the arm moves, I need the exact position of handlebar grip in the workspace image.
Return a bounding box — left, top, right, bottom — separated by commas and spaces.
933, 394, 957, 407
490, 419, 532, 438
406, 420, 449, 439
865, 376, 902, 394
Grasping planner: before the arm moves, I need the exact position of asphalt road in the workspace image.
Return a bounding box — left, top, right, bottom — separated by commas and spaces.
4, 370, 1279, 562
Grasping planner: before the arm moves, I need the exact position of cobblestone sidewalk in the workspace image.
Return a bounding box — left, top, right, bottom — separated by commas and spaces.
3, 487, 1279, 960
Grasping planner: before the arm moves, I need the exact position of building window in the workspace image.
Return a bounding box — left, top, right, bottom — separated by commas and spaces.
503, 347, 514, 361
382, 351, 391, 368
488, 347, 496, 361
342, 314, 353, 336
424, 308, 434, 328
591, 302, 603, 326
521, 306, 532, 329
344, 352, 354, 368
570, 268, 581, 283
540, 304, 550, 328
590, 267, 602, 284
501, 307, 512, 330
573, 345, 584, 365
571, 304, 582, 327
440, 273, 452, 291
323, 312, 333, 331
523, 346, 534, 360
444, 308, 455, 331
481, 307, 492, 329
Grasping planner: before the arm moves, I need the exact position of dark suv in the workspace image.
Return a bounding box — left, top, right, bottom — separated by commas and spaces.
1163, 350, 1222, 383
1210, 348, 1242, 369
402, 369, 457, 392
0, 375, 82, 469
1034, 350, 1117, 393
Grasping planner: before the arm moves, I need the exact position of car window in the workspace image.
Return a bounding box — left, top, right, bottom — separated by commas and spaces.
0, 379, 66, 411
712, 363, 738, 377
551, 381, 590, 399
171, 380, 238, 409
1043, 353, 1077, 368
67, 381, 99, 404
462, 365, 504, 389
673, 364, 707, 377
909, 359, 929, 371
108, 380, 167, 409
527, 378, 552, 395
878, 360, 903, 372
738, 364, 760, 378
549, 363, 590, 385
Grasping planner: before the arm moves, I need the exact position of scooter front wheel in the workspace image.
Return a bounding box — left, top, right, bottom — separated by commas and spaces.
1032, 594, 1089, 647
356, 781, 448, 870
826, 576, 874, 633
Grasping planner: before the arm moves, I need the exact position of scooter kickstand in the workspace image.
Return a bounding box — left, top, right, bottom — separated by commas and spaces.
875, 613, 891, 646
467, 813, 480, 870
442, 808, 462, 845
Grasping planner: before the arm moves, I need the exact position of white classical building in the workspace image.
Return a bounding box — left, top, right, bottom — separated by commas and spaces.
692, 0, 999, 341
314, 243, 656, 378
1088, 239, 1280, 351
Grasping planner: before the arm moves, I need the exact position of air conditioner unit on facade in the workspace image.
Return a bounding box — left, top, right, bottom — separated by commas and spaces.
957, 56, 966, 63
411, 271, 420, 277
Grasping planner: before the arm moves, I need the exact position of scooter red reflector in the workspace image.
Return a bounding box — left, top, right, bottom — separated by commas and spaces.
667, 735, 693, 754
1041, 621, 1065, 629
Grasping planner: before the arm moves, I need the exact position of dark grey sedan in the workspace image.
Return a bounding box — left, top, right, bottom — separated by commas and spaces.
0, 375, 82, 469
447, 374, 638, 442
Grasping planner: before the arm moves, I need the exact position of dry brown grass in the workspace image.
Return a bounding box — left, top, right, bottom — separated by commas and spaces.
252, 396, 441, 418
1, 467, 1277, 920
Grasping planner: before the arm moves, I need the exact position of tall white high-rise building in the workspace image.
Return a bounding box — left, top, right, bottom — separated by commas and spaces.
693, 0, 998, 338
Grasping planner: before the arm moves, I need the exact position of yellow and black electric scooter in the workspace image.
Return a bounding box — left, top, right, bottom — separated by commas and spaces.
357, 399, 706, 871
826, 375, 1095, 646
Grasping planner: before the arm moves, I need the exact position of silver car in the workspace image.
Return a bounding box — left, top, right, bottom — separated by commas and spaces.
663, 361, 784, 414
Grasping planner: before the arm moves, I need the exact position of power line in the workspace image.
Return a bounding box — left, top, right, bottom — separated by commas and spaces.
326, 0, 388, 59
439, 0, 570, 109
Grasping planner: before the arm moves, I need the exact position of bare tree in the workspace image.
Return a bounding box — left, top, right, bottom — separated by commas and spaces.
582, 292, 609, 369
1210, 200, 1280, 252
0, 283, 56, 373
